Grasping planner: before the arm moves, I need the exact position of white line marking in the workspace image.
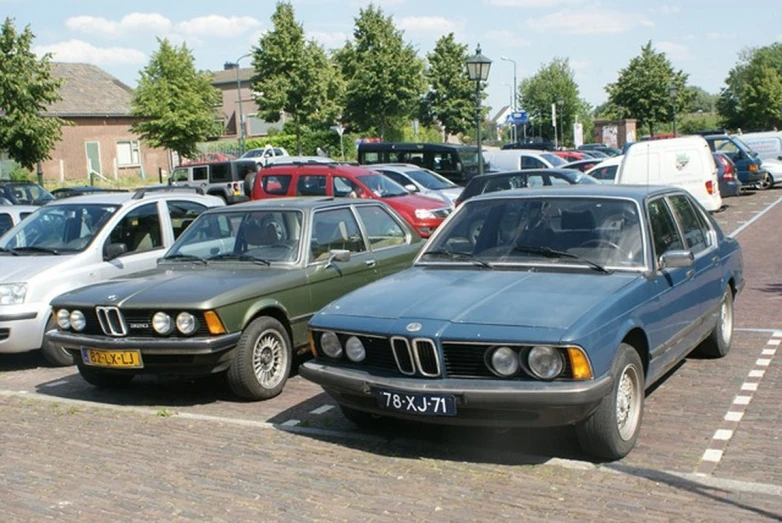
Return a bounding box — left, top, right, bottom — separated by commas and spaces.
735, 328, 782, 333
767, 339, 781, 346
713, 429, 733, 441
774, 331, 782, 338
724, 411, 743, 422
741, 382, 758, 392
702, 449, 723, 462
310, 404, 335, 415
281, 419, 300, 427
749, 370, 765, 378
733, 396, 752, 405
762, 349, 777, 356
729, 196, 782, 238
41, 380, 67, 388
756, 358, 771, 367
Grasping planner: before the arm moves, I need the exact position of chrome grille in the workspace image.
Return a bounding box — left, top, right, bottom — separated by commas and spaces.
95, 306, 127, 337
413, 338, 440, 377
391, 337, 415, 375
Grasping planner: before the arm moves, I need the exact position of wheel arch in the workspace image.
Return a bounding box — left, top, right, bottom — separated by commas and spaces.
245, 304, 293, 343
621, 327, 650, 378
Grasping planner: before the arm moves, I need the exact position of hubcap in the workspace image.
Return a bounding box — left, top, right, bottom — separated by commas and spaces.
615, 363, 642, 441
252, 329, 286, 389
720, 294, 733, 347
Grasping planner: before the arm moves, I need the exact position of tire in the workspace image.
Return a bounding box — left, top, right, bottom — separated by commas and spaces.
696, 288, 734, 358
244, 172, 257, 197
757, 172, 773, 191
77, 364, 135, 388
576, 343, 645, 461
41, 316, 75, 367
339, 404, 388, 429
227, 316, 292, 401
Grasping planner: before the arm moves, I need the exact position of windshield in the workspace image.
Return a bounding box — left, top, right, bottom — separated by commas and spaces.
1, 184, 54, 205
166, 209, 303, 263
406, 169, 458, 190
541, 153, 567, 167
421, 197, 645, 270
732, 137, 757, 157
0, 204, 118, 254
357, 174, 410, 197
457, 147, 482, 170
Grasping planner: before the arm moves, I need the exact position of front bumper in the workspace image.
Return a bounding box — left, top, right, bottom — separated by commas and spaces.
0, 305, 45, 354
47, 330, 242, 376
299, 361, 613, 428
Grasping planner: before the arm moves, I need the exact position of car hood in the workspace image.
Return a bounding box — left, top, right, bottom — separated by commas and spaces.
320, 268, 636, 329
428, 187, 464, 205
384, 193, 450, 210
0, 255, 75, 282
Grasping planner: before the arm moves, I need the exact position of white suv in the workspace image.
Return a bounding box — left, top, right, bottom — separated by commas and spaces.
0, 187, 224, 365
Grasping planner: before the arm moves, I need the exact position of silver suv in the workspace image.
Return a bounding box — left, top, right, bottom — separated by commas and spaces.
0, 187, 224, 365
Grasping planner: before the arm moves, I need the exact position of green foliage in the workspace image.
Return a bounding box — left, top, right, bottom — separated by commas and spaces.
130, 38, 221, 161
419, 33, 475, 138
0, 18, 65, 169
244, 129, 358, 161
686, 86, 718, 113
336, 5, 426, 139
519, 57, 582, 145
605, 41, 693, 137
718, 43, 782, 131
677, 112, 721, 135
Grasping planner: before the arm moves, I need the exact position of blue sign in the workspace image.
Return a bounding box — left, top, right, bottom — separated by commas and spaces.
509, 110, 528, 125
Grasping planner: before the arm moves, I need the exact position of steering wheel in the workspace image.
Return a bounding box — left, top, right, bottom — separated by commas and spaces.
579, 238, 629, 258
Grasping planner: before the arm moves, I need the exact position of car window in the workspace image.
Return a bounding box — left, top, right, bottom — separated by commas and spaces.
521, 156, 546, 169
548, 173, 571, 186
405, 169, 455, 190
0, 213, 13, 236
297, 175, 328, 196
333, 176, 363, 198
648, 198, 684, 259
210, 163, 231, 183
166, 200, 208, 240
108, 202, 163, 254
484, 174, 526, 194
192, 166, 208, 182
527, 174, 545, 187
541, 153, 566, 167
172, 168, 189, 182
379, 170, 408, 187
262, 174, 292, 195
591, 165, 618, 183
310, 208, 367, 262
668, 194, 711, 254
1, 204, 117, 252
356, 205, 407, 249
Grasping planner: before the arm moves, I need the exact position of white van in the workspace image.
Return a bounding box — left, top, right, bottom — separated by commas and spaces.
484, 149, 567, 172
616, 136, 722, 212
738, 131, 782, 161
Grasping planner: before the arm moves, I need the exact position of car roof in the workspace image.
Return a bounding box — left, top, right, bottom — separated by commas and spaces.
469, 168, 579, 181
38, 188, 221, 207
263, 162, 375, 176
469, 183, 676, 203
200, 196, 385, 214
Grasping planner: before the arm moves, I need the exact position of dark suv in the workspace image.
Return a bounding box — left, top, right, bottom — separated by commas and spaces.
170, 159, 258, 204
0, 181, 55, 205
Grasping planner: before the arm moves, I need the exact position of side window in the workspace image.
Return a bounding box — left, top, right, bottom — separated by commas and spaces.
166, 200, 208, 240
108, 202, 163, 254
356, 205, 407, 249
333, 176, 362, 198
192, 166, 208, 182
379, 170, 407, 187
310, 208, 367, 261
648, 198, 684, 260
0, 213, 13, 236
521, 156, 546, 169
297, 175, 327, 196
668, 194, 711, 254
527, 174, 545, 187
209, 163, 231, 183
547, 173, 571, 186
401, 152, 425, 167
172, 168, 190, 182
262, 174, 292, 195
361, 152, 380, 164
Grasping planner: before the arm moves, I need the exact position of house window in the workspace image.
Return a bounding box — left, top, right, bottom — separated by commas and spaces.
117, 140, 141, 167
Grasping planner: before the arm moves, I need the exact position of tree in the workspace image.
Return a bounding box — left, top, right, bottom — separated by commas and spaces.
419, 33, 475, 139
686, 86, 718, 114
131, 38, 220, 161
605, 41, 693, 137
336, 5, 425, 139
519, 58, 582, 145
252, 2, 337, 154
718, 43, 782, 131
0, 18, 64, 171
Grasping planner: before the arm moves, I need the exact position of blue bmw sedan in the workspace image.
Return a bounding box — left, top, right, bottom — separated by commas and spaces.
300, 185, 744, 460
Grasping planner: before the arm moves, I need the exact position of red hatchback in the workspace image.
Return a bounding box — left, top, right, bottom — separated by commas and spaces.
252, 162, 451, 237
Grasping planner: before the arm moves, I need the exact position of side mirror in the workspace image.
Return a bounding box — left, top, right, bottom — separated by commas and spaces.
104, 242, 128, 260
326, 249, 351, 266
659, 249, 694, 270
404, 183, 419, 193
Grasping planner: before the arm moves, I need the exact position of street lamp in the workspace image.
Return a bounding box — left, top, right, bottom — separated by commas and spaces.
557, 97, 564, 149
669, 84, 679, 137
501, 56, 517, 144
466, 44, 492, 175
234, 53, 252, 156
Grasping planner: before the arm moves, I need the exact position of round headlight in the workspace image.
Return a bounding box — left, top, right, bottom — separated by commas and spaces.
152, 312, 174, 334
56, 309, 71, 329
320, 331, 343, 358
528, 346, 564, 380
345, 336, 366, 362
489, 346, 519, 377
176, 312, 197, 335
69, 310, 86, 332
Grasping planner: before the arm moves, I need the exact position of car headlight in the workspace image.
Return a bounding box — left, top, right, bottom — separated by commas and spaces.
320, 331, 343, 358
69, 310, 86, 331
176, 312, 197, 335
489, 346, 519, 377
0, 283, 27, 305
414, 209, 436, 220
345, 336, 366, 362
152, 312, 174, 334
56, 308, 71, 329
528, 346, 564, 380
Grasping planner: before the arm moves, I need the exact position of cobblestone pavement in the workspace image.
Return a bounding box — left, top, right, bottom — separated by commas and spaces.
1, 188, 781, 521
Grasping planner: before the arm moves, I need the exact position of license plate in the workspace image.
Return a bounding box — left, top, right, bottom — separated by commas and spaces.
81, 348, 143, 369
373, 387, 456, 416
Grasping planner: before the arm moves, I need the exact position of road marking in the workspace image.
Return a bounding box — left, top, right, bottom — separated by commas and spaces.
702, 449, 723, 462
724, 411, 743, 422
729, 196, 782, 237
310, 404, 335, 415
713, 429, 733, 440
281, 419, 300, 427
733, 395, 751, 405
41, 380, 67, 388
762, 349, 777, 356
767, 339, 781, 346
756, 358, 771, 367
749, 370, 765, 378
741, 382, 758, 392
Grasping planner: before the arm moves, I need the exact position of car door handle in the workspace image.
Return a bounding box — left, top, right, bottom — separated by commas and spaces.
365, 259, 377, 267
686, 269, 696, 280
712, 255, 720, 265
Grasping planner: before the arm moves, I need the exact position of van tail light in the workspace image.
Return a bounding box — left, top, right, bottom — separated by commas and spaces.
706, 180, 715, 195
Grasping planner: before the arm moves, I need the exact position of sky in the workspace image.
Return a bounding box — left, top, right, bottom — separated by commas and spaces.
4, 0, 782, 117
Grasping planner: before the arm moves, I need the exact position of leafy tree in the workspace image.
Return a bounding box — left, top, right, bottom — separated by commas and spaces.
718, 43, 782, 131
605, 41, 693, 137
686, 86, 718, 114
131, 38, 220, 161
0, 18, 64, 170
336, 5, 425, 139
419, 33, 475, 139
519, 57, 582, 145
252, 2, 337, 154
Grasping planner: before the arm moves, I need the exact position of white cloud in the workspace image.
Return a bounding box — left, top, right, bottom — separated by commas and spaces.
397, 16, 464, 35
487, 0, 585, 6
34, 40, 147, 66
526, 9, 653, 34
570, 59, 590, 71
657, 41, 694, 60
308, 31, 350, 49
661, 4, 680, 14
483, 29, 532, 48
707, 32, 735, 40
176, 16, 261, 38
65, 13, 172, 38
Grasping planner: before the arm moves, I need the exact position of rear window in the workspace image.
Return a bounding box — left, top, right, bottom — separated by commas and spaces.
210, 163, 232, 183
262, 174, 292, 195
541, 153, 566, 167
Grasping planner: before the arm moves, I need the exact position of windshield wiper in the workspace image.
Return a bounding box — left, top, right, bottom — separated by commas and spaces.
513, 245, 612, 274
9, 246, 60, 255
0, 247, 20, 256
160, 253, 207, 264
421, 249, 495, 269
207, 253, 271, 266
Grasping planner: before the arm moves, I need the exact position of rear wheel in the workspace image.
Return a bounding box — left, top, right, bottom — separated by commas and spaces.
696, 288, 734, 358
41, 316, 74, 367
757, 172, 773, 190
77, 364, 135, 388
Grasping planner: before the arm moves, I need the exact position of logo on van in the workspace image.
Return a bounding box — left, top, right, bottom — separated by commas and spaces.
675, 153, 690, 171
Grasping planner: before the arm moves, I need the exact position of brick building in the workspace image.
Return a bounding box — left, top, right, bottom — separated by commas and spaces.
212, 63, 277, 140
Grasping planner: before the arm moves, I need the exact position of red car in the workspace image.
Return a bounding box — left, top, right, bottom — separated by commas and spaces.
252, 162, 451, 237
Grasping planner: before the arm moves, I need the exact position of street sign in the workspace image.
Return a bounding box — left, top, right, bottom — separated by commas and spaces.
509, 110, 528, 125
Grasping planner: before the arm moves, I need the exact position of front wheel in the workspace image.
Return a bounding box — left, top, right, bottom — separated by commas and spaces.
757, 172, 773, 191
41, 316, 75, 367
696, 288, 734, 358
227, 316, 292, 401
576, 343, 645, 460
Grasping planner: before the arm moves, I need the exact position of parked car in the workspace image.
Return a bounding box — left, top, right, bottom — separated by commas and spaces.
484, 149, 568, 171
758, 158, 782, 190
0, 187, 224, 365
563, 159, 602, 173
585, 155, 623, 183
170, 159, 258, 204
51, 186, 128, 199
251, 162, 452, 237
703, 134, 766, 189
737, 131, 782, 162
577, 144, 622, 157
714, 153, 742, 198
552, 150, 587, 162
241, 146, 290, 163
455, 168, 599, 206
0, 204, 37, 236
372, 163, 463, 207
357, 142, 482, 185
0, 181, 55, 206
47, 198, 424, 400
301, 185, 744, 460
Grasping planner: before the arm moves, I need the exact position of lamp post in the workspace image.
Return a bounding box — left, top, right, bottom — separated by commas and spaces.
234, 53, 252, 156
466, 44, 492, 175
668, 84, 679, 137
557, 97, 564, 149
501, 56, 517, 143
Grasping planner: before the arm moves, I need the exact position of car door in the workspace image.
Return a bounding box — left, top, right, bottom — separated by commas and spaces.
305, 207, 379, 313
354, 203, 417, 277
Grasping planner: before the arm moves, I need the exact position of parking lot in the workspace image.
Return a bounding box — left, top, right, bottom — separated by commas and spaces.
2, 189, 782, 521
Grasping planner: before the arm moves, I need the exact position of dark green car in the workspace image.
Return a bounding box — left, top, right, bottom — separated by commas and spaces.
48, 197, 423, 400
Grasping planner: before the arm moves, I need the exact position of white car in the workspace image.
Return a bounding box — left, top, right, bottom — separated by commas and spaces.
585, 155, 624, 184
484, 149, 568, 172
0, 205, 38, 236
372, 163, 463, 207
0, 188, 224, 365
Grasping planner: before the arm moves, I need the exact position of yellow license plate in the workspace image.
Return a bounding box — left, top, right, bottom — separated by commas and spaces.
81, 348, 143, 368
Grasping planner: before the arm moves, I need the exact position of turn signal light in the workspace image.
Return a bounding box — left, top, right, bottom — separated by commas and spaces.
566, 347, 594, 380
309, 330, 318, 356
204, 311, 226, 334
749, 164, 758, 172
